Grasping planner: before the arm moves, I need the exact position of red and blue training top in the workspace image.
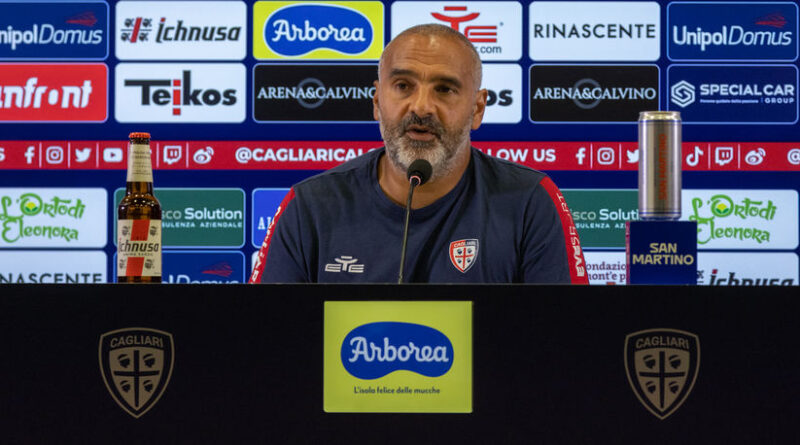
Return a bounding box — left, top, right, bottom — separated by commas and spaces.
250, 147, 588, 284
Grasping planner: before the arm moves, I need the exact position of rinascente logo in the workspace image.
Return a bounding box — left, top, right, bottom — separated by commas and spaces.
115, 63, 245, 123
530, 65, 659, 122
253, 64, 376, 122
253, 1, 384, 60
529, 2, 660, 61
668, 2, 798, 61
0, 251, 106, 283
116, 1, 246, 60
0, 2, 108, 59
0, 63, 107, 122
392, 1, 522, 61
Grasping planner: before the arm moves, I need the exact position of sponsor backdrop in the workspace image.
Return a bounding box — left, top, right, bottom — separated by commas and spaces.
0, 0, 798, 284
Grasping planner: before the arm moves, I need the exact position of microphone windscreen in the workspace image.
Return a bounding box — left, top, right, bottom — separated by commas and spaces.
406, 159, 433, 185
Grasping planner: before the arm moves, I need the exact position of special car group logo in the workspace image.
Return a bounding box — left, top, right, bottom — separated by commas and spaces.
99, 327, 174, 418
625, 328, 700, 419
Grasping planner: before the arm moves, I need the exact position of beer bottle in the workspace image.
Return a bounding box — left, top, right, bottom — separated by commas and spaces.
117, 132, 162, 283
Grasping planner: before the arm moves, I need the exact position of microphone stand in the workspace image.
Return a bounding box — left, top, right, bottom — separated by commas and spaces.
398, 175, 421, 284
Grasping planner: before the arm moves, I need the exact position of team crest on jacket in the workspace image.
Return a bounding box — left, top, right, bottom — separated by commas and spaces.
449, 239, 479, 273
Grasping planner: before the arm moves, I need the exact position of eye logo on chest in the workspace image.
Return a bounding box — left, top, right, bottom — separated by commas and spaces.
449, 239, 479, 273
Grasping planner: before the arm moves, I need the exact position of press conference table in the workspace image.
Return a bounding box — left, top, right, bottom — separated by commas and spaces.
1, 284, 797, 445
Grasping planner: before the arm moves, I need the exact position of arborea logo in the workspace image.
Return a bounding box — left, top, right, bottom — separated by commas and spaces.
0, 63, 107, 122
253, 1, 384, 60
265, 4, 371, 56
341, 322, 453, 379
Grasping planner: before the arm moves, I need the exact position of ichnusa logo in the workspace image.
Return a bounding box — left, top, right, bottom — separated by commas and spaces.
253, 1, 384, 60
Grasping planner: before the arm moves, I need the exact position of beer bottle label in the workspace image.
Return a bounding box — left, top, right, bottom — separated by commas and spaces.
118, 219, 162, 278
127, 143, 154, 183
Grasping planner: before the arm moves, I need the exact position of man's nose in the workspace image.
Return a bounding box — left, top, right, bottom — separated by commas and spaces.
409, 87, 435, 117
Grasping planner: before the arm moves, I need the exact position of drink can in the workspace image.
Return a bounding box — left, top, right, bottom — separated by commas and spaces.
638, 111, 682, 220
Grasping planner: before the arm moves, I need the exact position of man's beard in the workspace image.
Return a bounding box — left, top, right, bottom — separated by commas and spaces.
379, 112, 471, 181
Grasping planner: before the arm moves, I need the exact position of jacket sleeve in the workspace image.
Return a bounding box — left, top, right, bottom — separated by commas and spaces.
521, 177, 589, 284
248, 188, 309, 283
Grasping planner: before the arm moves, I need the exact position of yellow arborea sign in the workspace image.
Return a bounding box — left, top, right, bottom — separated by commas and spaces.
324, 301, 472, 413
253, 1, 384, 60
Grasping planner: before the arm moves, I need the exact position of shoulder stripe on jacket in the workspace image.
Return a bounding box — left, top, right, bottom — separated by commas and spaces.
538, 177, 589, 285
248, 188, 296, 284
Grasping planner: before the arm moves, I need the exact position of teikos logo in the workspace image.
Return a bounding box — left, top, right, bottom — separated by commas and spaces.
529, 2, 660, 61
99, 328, 174, 418
0, 2, 108, 59
0, 63, 107, 122
342, 322, 453, 379
530, 65, 658, 122
392, 1, 522, 61
625, 329, 700, 420
667, 65, 797, 124
481, 64, 521, 123
254, 64, 376, 122
253, 1, 384, 60
116, 1, 246, 60
115, 63, 245, 122
668, 2, 798, 61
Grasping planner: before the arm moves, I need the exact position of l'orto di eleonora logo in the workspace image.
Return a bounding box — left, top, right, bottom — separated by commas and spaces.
341, 322, 453, 379
99, 328, 174, 418
625, 328, 700, 420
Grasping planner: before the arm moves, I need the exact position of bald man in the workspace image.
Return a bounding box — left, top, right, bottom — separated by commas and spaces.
250, 24, 588, 284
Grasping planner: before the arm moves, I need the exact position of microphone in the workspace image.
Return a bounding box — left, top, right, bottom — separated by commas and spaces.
398, 159, 432, 284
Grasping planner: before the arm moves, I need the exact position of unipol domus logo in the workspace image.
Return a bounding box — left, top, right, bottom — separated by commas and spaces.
254, 1, 383, 59
625, 328, 699, 420
99, 327, 174, 418
341, 322, 454, 379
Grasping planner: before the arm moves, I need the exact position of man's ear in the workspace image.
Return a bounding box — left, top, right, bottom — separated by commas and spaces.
471, 88, 488, 130
372, 80, 380, 121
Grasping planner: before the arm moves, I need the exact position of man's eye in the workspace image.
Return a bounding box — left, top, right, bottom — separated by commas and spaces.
436, 85, 454, 94
395, 82, 409, 91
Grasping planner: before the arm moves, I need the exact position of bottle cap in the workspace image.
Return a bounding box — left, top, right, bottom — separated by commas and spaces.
129, 132, 151, 140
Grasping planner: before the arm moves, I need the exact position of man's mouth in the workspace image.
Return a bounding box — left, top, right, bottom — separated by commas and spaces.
404, 125, 437, 141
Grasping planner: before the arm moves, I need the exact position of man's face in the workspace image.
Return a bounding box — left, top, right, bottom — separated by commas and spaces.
373, 34, 486, 179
